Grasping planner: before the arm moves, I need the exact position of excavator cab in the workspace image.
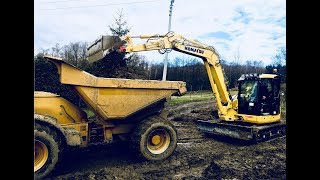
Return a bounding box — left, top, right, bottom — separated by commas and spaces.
198, 73, 284, 141
237, 73, 281, 116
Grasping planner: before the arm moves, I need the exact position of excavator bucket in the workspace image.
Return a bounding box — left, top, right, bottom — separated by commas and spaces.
86, 35, 124, 63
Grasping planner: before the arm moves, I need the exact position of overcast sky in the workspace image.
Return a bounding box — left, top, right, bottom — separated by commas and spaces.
35, 0, 286, 66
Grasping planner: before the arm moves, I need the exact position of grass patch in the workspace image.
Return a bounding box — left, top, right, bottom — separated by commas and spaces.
168, 92, 213, 106
167, 90, 237, 106
82, 108, 96, 118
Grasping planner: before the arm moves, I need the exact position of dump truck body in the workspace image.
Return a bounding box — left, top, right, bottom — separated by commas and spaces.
46, 55, 186, 119
34, 56, 187, 178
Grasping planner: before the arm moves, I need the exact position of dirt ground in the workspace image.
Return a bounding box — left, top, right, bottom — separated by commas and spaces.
46, 99, 286, 179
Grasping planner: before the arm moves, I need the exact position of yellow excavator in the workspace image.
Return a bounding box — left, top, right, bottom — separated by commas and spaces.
86, 32, 286, 141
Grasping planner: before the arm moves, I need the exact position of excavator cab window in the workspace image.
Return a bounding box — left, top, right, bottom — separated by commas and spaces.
238, 80, 259, 115
259, 78, 281, 115
259, 79, 273, 115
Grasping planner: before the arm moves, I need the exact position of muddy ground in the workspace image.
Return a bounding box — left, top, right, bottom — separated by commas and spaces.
46, 99, 286, 179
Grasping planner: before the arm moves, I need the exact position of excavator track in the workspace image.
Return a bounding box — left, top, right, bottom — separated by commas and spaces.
197, 119, 286, 142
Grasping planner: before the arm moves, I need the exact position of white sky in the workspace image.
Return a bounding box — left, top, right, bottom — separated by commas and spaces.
35, 0, 286, 66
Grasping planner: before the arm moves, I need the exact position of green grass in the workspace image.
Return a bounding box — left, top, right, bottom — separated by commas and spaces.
167, 90, 237, 106
82, 108, 95, 118
168, 92, 213, 105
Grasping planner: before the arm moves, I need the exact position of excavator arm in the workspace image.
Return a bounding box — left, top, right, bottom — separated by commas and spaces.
87, 32, 238, 121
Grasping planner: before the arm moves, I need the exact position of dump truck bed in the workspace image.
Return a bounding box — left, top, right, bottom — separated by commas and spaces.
44, 56, 187, 120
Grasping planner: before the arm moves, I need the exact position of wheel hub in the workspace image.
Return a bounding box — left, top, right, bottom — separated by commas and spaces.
147, 129, 170, 154
151, 135, 161, 145
34, 140, 49, 172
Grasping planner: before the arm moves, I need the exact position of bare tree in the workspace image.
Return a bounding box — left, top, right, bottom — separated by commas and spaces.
233, 46, 241, 65
273, 47, 286, 66
245, 60, 252, 73
252, 60, 263, 73
51, 43, 61, 57
59, 42, 88, 67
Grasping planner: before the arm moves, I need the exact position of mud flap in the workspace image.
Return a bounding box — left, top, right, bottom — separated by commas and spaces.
197, 120, 286, 142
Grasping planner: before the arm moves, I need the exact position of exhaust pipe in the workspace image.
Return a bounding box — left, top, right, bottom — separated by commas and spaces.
86, 35, 124, 63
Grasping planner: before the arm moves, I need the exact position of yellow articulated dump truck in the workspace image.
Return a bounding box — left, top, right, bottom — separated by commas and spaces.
34, 55, 187, 178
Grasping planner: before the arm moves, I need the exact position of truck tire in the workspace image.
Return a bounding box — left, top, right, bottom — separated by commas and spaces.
34, 123, 63, 179
131, 115, 177, 161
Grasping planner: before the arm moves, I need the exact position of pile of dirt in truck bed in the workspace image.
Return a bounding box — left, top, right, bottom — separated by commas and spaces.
46, 99, 286, 180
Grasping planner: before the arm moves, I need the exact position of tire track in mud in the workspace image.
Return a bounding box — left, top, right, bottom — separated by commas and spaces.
46, 99, 286, 180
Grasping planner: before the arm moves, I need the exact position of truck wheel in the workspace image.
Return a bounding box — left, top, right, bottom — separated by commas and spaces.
34, 124, 63, 179
131, 116, 177, 161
